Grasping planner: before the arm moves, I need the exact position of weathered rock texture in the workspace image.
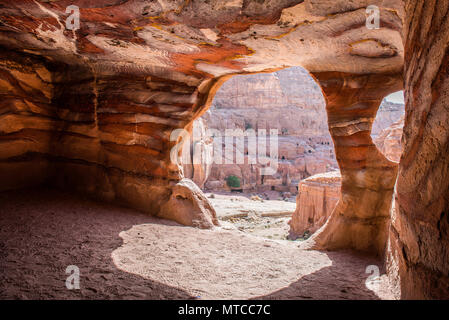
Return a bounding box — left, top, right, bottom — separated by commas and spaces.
1, 0, 448, 300
387, 0, 449, 299
181, 118, 214, 189
159, 179, 218, 228
289, 171, 341, 239
0, 1, 404, 241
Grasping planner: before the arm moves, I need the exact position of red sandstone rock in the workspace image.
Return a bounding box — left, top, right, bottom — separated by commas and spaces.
290, 115, 404, 241
302, 72, 402, 256
182, 118, 214, 189
188, 68, 403, 198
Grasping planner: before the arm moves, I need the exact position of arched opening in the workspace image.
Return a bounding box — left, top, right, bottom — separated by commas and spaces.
183, 66, 336, 240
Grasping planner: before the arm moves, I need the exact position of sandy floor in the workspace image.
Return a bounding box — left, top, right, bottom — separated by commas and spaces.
0, 188, 397, 300
206, 192, 296, 219
218, 215, 293, 240
207, 192, 295, 240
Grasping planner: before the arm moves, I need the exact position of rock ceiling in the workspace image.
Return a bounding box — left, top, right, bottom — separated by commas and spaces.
0, 0, 403, 77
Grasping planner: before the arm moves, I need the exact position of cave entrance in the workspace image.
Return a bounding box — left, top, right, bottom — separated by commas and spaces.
183, 69, 406, 243
182, 66, 337, 241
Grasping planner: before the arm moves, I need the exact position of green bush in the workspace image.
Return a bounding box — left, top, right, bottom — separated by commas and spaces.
226, 175, 241, 188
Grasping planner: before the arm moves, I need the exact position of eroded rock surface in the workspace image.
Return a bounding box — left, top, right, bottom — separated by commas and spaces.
289, 115, 405, 241
0, 0, 448, 300
158, 179, 219, 229
181, 118, 214, 189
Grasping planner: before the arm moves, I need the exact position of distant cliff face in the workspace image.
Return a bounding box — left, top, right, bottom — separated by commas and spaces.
214, 67, 325, 110
186, 67, 337, 194
210, 67, 328, 138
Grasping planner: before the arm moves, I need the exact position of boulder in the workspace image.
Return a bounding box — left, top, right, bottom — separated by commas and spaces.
159, 179, 219, 229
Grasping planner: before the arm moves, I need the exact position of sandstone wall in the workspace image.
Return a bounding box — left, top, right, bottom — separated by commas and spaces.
289, 116, 404, 241
3, 0, 449, 300
303, 72, 402, 256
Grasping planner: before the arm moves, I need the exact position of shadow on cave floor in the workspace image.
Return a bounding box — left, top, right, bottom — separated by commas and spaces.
0, 188, 395, 300
0, 188, 193, 299
253, 251, 386, 300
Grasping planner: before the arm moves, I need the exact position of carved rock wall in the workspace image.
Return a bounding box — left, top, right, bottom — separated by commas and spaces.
289, 117, 404, 240
2, 0, 449, 300
0, 47, 219, 228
